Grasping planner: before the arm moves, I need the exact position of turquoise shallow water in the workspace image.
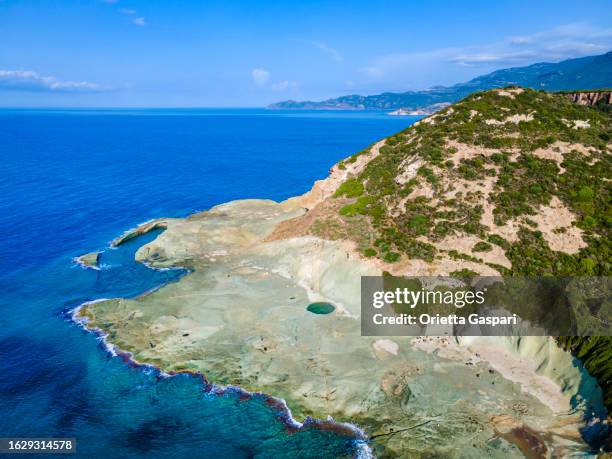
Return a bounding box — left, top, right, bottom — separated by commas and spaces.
307, 303, 336, 315
0, 109, 419, 457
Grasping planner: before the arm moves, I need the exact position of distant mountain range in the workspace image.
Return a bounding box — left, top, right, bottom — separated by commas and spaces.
269, 51, 612, 112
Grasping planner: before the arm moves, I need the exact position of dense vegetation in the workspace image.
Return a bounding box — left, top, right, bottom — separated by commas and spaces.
325, 87, 612, 413
331, 87, 611, 277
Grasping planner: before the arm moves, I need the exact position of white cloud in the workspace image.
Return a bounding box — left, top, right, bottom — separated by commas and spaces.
309, 41, 343, 61
508, 36, 534, 46
293, 39, 343, 62
359, 48, 454, 87
451, 24, 612, 66
271, 80, 297, 91
361, 66, 385, 79
251, 69, 297, 92
0, 70, 102, 92
120, 8, 136, 15
359, 23, 612, 89
251, 68, 271, 86
132, 17, 146, 26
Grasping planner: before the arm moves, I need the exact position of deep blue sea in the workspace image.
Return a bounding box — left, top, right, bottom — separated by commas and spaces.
0, 109, 419, 458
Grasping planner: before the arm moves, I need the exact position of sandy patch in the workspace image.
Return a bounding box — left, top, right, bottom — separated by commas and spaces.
446, 140, 517, 166
373, 339, 399, 359
572, 119, 590, 129
506, 113, 534, 123
481, 207, 521, 244
433, 234, 511, 268
406, 180, 435, 200
390, 196, 409, 217
415, 115, 437, 126
414, 336, 582, 415
496, 87, 524, 98
395, 156, 424, 185
529, 196, 586, 254
532, 141, 593, 173
466, 175, 521, 244
373, 254, 503, 277
460, 338, 573, 414
266, 197, 351, 241
485, 112, 534, 126
562, 118, 591, 129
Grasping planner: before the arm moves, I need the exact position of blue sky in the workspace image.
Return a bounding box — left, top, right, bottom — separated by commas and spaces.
1, 0, 611, 107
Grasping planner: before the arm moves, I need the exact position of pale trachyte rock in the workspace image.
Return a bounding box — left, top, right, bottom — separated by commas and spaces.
75, 251, 100, 269
485, 112, 535, 125
495, 87, 526, 99
78, 88, 610, 457
79, 199, 602, 457
532, 141, 594, 173
564, 90, 612, 107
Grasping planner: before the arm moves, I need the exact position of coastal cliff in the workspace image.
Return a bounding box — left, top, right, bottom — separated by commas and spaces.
563, 90, 612, 110
565, 90, 612, 105
77, 87, 611, 457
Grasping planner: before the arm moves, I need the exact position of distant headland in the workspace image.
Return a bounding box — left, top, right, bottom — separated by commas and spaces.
269, 51, 612, 114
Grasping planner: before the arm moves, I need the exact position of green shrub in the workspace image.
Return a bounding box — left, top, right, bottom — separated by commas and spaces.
581, 215, 597, 228
576, 186, 595, 202
472, 241, 493, 252
450, 269, 479, 278
408, 214, 430, 235
487, 234, 510, 249
363, 248, 376, 257
383, 252, 401, 263
334, 179, 364, 198
339, 204, 357, 216
580, 258, 597, 274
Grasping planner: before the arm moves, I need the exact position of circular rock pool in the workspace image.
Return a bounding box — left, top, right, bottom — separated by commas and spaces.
306, 302, 335, 314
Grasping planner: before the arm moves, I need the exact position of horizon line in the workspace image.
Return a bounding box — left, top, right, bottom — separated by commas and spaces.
0, 105, 269, 110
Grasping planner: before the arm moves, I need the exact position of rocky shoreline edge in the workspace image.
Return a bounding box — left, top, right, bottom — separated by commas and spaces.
69, 87, 612, 455
71, 292, 375, 458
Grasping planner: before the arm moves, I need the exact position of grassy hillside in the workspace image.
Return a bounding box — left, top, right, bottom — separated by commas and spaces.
330, 87, 610, 276
301, 87, 612, 411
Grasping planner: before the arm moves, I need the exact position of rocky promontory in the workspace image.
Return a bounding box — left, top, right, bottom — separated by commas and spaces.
77, 87, 611, 457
